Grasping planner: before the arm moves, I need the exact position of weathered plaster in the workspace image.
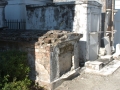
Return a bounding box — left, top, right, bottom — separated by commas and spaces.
26, 4, 74, 31
26, 1, 101, 61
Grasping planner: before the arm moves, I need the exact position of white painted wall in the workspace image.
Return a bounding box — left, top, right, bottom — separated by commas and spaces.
25, 0, 51, 5
5, 0, 52, 21
53, 0, 102, 3
71, 1, 101, 61
5, 4, 26, 21
0, 1, 7, 28
5, 0, 25, 21
0, 6, 5, 28
115, 0, 120, 9
5, 0, 101, 21
114, 0, 120, 47
78, 2, 101, 61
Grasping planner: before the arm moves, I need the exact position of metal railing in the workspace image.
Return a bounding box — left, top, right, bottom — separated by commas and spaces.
4, 20, 26, 30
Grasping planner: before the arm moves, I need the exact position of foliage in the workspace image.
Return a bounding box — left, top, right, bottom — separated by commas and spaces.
0, 50, 29, 81
0, 50, 31, 90
2, 77, 31, 90
0, 50, 46, 90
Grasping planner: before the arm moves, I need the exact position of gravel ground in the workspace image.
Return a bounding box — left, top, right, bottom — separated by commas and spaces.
55, 67, 120, 90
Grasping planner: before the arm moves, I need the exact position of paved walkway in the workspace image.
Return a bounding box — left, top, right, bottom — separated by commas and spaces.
55, 67, 120, 90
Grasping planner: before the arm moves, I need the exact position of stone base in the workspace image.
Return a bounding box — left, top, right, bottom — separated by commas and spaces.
98, 55, 113, 66
100, 55, 113, 61
85, 61, 103, 71
113, 53, 120, 60
85, 55, 114, 71
85, 60, 120, 76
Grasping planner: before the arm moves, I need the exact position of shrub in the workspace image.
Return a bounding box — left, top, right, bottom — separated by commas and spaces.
0, 50, 46, 90
0, 50, 29, 80
2, 77, 31, 90
0, 50, 31, 89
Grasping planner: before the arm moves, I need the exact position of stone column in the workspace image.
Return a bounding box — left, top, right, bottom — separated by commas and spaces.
0, 0, 7, 28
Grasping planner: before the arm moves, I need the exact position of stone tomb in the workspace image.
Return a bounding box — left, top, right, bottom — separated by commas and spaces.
0, 30, 82, 90
0, 0, 7, 28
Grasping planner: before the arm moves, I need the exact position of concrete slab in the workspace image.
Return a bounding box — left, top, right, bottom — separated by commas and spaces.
85, 61, 103, 71
98, 55, 113, 65
100, 55, 113, 60
85, 60, 120, 76
113, 53, 120, 60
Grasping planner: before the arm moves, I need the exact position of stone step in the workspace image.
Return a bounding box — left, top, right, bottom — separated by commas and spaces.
98, 55, 113, 66
85, 60, 120, 76
85, 61, 103, 71
85, 55, 113, 71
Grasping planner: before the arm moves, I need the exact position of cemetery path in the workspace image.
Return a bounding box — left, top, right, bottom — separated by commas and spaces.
55, 67, 120, 90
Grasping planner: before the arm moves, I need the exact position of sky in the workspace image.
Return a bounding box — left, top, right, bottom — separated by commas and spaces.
115, 0, 120, 9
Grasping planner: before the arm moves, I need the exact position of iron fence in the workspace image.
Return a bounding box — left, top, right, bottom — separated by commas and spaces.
4, 20, 26, 30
